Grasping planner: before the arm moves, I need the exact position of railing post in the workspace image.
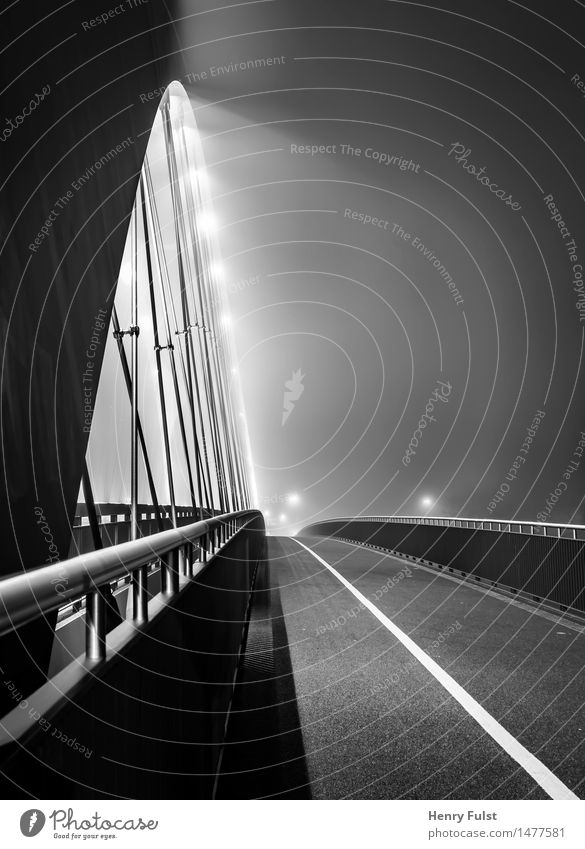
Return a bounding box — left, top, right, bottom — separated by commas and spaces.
160, 553, 169, 595
85, 589, 106, 661
161, 548, 179, 596
171, 548, 180, 593
178, 544, 187, 578
183, 543, 191, 576
133, 565, 149, 624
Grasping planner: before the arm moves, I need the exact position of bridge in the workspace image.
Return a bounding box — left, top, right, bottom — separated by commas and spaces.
1, 79, 584, 803
1, 3, 585, 809
0, 507, 584, 800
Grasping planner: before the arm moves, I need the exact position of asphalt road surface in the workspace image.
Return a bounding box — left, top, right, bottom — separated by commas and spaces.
217, 536, 585, 800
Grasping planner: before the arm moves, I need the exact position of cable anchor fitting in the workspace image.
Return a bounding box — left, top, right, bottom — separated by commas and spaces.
113, 324, 140, 339
175, 323, 197, 337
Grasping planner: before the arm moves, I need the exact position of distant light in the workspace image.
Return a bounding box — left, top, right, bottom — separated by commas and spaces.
221, 313, 232, 327
265, 509, 271, 518
190, 167, 209, 190
279, 514, 286, 522
287, 492, 300, 506
182, 127, 198, 145
210, 262, 225, 279
198, 212, 217, 233
231, 367, 238, 375
421, 496, 434, 509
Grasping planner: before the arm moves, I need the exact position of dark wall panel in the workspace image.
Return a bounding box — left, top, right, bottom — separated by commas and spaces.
0, 1, 182, 708
303, 519, 585, 613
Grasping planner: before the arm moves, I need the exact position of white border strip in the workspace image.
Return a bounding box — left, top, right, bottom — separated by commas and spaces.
293, 538, 578, 801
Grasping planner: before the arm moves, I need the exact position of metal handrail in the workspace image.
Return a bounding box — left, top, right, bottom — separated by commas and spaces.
0, 509, 262, 660
301, 515, 585, 540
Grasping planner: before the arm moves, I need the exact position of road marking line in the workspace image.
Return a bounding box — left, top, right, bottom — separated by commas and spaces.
293, 538, 578, 801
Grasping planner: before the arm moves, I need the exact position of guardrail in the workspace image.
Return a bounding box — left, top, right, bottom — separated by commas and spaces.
301, 515, 585, 616
0, 508, 266, 798
308, 515, 585, 539
0, 509, 263, 662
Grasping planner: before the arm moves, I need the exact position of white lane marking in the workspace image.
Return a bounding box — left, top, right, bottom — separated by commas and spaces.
293, 538, 579, 801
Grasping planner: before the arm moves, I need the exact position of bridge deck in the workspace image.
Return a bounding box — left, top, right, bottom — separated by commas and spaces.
217, 536, 585, 800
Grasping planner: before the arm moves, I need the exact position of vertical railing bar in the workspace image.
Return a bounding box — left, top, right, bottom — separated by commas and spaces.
178, 545, 186, 581
185, 543, 193, 577
86, 588, 106, 662
201, 533, 208, 564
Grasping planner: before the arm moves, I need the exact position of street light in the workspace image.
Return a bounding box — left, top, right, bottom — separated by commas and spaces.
210, 261, 225, 279
198, 212, 217, 233
189, 167, 209, 190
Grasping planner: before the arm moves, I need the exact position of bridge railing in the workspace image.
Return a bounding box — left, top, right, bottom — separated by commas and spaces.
0, 509, 264, 662
301, 515, 585, 617
0, 509, 265, 798
313, 515, 585, 539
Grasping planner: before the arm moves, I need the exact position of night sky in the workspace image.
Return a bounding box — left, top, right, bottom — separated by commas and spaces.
171, 0, 585, 532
